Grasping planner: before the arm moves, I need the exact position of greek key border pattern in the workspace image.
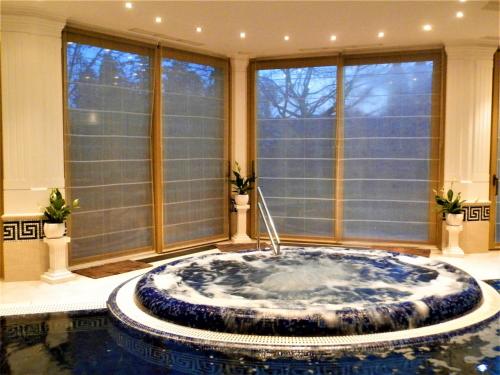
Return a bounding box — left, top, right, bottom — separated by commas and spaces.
462, 205, 490, 222
3, 219, 46, 241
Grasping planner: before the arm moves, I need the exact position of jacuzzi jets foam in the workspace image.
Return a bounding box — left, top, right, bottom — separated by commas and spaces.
132, 247, 483, 336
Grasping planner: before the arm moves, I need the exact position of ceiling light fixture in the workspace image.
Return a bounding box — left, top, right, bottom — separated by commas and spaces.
155, 16, 162, 24
196, 26, 202, 33
240, 31, 246, 39
330, 35, 337, 41
422, 24, 432, 31
456, 11, 464, 18
284, 35, 290, 41
125, 2, 133, 9
459, 0, 466, 2
377, 31, 385, 38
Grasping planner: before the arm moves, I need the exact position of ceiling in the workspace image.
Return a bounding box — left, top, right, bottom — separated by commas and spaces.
1, 0, 499, 58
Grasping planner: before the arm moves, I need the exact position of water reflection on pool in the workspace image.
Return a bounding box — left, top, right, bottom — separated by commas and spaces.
1, 293, 498, 375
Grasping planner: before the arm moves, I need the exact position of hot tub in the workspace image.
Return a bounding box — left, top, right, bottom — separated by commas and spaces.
134, 247, 482, 336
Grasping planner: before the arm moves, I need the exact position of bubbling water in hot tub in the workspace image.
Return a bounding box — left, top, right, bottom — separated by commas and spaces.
134, 247, 482, 336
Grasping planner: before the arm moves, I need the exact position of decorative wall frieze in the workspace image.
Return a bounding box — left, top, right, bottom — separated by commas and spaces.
441, 202, 491, 222
462, 204, 490, 222
1, 213, 59, 241
3, 218, 46, 241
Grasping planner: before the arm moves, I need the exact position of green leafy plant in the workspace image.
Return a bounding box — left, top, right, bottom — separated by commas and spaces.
43, 188, 80, 224
230, 162, 256, 195
434, 187, 465, 215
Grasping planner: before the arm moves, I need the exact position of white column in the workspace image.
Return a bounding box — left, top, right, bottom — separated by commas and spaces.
443, 225, 464, 257
444, 45, 497, 201
231, 204, 252, 243
41, 237, 76, 283
1, 15, 66, 215
442, 44, 496, 253
230, 56, 249, 174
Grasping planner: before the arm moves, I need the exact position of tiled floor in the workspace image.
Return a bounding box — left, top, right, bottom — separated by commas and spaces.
0, 248, 498, 316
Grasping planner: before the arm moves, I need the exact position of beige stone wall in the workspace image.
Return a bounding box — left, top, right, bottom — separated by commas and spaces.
3, 240, 48, 281
440, 202, 491, 253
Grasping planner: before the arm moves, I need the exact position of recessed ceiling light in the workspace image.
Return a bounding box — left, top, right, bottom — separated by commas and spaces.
378, 31, 385, 38
124, 2, 133, 9
155, 16, 162, 23
330, 35, 337, 41
456, 11, 464, 18
196, 26, 202, 33
284, 35, 290, 41
422, 24, 432, 31
459, 0, 466, 2
240, 32, 246, 39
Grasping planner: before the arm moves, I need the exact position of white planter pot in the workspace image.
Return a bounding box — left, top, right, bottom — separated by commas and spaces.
44, 223, 66, 239
445, 213, 464, 226
234, 194, 249, 206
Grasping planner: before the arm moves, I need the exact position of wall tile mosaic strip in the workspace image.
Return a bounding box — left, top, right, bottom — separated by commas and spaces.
462, 204, 490, 221
3, 219, 45, 241
2, 218, 68, 241
440, 203, 490, 222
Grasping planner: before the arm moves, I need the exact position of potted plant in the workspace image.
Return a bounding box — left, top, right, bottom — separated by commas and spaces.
230, 162, 255, 206
434, 187, 465, 226
43, 188, 79, 239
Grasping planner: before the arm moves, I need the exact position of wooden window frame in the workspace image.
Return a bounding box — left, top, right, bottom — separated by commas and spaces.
62, 28, 231, 264
489, 50, 500, 250
248, 49, 445, 247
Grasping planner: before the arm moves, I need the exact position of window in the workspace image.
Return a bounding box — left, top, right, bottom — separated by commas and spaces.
66, 39, 154, 260
162, 56, 228, 246
256, 65, 337, 238
251, 52, 443, 244
64, 30, 230, 262
342, 59, 440, 241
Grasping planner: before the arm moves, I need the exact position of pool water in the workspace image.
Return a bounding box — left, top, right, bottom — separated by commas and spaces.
1, 280, 499, 375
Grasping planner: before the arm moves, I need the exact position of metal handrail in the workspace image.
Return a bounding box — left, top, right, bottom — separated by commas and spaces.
256, 186, 281, 255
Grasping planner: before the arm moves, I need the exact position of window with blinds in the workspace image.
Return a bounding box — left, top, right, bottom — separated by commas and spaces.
252, 53, 442, 244
162, 57, 227, 246
342, 59, 440, 241
256, 66, 337, 237
66, 40, 154, 260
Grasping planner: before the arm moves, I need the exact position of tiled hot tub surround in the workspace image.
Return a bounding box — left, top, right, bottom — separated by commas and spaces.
134, 247, 483, 336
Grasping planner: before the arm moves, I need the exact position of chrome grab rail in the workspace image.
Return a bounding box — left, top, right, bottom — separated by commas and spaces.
256, 186, 281, 255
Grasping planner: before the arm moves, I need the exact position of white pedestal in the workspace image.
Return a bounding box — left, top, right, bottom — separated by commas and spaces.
232, 204, 252, 243
443, 225, 465, 257
41, 236, 76, 283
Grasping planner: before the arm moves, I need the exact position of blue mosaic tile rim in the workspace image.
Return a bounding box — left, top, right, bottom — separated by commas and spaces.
133, 248, 483, 336
107, 281, 499, 357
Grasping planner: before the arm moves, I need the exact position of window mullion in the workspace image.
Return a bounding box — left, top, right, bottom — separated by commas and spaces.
335, 55, 344, 240
152, 45, 164, 253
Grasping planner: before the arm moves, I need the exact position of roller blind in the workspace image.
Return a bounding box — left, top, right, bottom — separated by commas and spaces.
66, 41, 154, 259
253, 52, 442, 243
162, 57, 227, 246
256, 66, 337, 237
342, 60, 440, 241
